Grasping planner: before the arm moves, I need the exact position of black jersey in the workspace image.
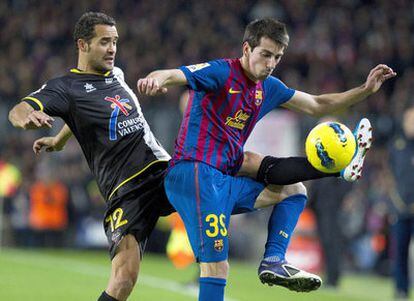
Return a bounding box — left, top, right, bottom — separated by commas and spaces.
23, 67, 171, 201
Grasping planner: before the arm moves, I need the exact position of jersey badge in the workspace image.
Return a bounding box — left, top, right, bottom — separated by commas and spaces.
84, 83, 97, 93
255, 90, 263, 106
105, 95, 133, 141
214, 239, 224, 252
186, 63, 210, 72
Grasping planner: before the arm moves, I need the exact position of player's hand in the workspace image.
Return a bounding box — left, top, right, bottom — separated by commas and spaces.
137, 78, 168, 96
364, 64, 396, 94
22, 111, 54, 130
33, 136, 64, 155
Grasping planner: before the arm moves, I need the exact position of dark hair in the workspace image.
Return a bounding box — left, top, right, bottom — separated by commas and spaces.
243, 18, 289, 49
73, 12, 116, 48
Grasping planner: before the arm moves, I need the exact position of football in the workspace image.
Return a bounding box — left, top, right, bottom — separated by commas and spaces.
305, 122, 356, 173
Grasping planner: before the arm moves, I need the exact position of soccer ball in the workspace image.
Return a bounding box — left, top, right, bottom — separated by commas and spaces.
305, 122, 356, 173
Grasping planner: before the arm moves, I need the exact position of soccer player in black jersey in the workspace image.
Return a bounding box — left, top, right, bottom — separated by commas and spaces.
8, 12, 173, 301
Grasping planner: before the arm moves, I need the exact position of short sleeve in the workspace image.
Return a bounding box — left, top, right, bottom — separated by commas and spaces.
179, 59, 230, 92
113, 66, 125, 81
22, 78, 70, 117
259, 76, 295, 119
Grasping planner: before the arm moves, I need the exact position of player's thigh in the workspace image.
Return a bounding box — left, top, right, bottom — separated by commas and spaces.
105, 177, 164, 259
164, 161, 232, 262
237, 151, 265, 178
231, 176, 265, 214
254, 182, 307, 209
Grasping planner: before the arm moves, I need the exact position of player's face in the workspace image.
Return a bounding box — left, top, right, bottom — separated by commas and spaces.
85, 24, 118, 72
244, 37, 284, 81
403, 108, 414, 138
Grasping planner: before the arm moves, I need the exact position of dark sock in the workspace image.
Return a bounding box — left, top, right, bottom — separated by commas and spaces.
98, 291, 118, 301
257, 156, 339, 185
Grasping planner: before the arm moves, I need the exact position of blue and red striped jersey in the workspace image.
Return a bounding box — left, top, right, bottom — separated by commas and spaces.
171, 58, 295, 175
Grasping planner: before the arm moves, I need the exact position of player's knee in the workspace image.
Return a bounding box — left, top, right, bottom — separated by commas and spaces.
113, 277, 136, 297
200, 260, 229, 279
285, 182, 307, 197
239, 151, 264, 177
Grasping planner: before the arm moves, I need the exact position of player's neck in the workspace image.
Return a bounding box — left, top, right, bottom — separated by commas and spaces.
239, 57, 259, 83
77, 58, 105, 75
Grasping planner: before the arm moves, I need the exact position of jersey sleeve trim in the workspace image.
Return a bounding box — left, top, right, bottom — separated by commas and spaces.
108, 159, 169, 201
179, 66, 196, 90
22, 96, 44, 112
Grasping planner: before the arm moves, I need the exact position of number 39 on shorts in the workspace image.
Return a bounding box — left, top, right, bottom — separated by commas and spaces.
205, 213, 227, 237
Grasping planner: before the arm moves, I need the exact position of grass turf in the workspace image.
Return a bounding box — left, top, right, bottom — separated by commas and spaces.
0, 248, 406, 301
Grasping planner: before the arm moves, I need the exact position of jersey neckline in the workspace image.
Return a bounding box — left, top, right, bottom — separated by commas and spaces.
70, 68, 112, 77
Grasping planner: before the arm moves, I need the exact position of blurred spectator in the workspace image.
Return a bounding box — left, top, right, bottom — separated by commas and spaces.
387, 105, 414, 300
28, 169, 69, 247
309, 177, 352, 288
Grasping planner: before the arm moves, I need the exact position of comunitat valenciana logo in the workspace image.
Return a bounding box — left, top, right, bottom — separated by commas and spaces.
105, 95, 135, 141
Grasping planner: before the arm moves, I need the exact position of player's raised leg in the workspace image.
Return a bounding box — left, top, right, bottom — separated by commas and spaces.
340, 118, 373, 181
254, 184, 322, 292
99, 234, 140, 301
240, 118, 373, 185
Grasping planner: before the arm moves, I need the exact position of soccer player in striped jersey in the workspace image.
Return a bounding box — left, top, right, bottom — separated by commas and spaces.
138, 18, 395, 300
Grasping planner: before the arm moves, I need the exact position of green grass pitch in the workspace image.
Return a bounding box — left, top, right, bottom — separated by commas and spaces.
0, 248, 407, 301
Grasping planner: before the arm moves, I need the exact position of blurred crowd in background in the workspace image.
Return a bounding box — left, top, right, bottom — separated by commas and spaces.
1, 0, 414, 289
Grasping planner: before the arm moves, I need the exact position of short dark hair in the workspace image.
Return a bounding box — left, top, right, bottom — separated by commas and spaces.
73, 12, 116, 48
243, 18, 289, 50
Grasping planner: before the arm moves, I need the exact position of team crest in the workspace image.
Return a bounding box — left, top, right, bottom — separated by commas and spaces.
111, 229, 122, 244
105, 95, 132, 141
255, 90, 263, 106
214, 239, 224, 252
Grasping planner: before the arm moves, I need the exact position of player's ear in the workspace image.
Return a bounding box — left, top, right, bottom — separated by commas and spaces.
242, 41, 251, 57
77, 39, 89, 53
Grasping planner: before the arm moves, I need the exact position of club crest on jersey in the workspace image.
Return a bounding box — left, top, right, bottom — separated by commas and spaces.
225, 109, 250, 130
84, 83, 96, 93
105, 95, 133, 141
255, 90, 263, 106
214, 239, 224, 252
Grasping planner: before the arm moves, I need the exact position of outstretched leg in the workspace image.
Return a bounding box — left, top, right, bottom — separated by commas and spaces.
98, 234, 140, 301
240, 118, 373, 184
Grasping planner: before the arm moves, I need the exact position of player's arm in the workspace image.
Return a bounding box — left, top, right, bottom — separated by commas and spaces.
8, 102, 54, 129
137, 69, 188, 96
282, 64, 396, 117
33, 124, 73, 155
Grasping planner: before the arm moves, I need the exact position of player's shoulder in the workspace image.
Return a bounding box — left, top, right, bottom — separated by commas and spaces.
184, 59, 229, 72
41, 74, 72, 91
263, 75, 291, 90
263, 75, 284, 85
112, 66, 125, 81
